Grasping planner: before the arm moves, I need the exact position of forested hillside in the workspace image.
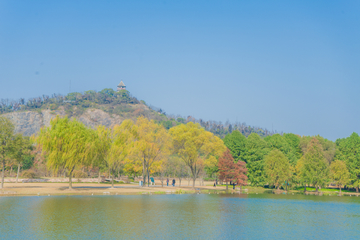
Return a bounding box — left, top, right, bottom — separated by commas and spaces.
0, 88, 275, 138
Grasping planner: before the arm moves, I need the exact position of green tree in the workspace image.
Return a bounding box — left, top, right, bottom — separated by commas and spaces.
13, 135, 33, 183
37, 116, 97, 189
330, 160, 350, 195
300, 138, 329, 192
265, 133, 301, 166
300, 135, 335, 164
0, 117, 15, 189
335, 133, 360, 192
245, 133, 269, 186
223, 130, 247, 162
264, 149, 291, 190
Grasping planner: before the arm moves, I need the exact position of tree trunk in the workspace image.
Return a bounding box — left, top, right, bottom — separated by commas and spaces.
339, 185, 342, 195
16, 164, 20, 183
304, 185, 306, 193
315, 186, 318, 192
193, 177, 196, 188
10, 166, 12, 177
226, 180, 228, 190
69, 168, 74, 190
356, 186, 359, 193
1, 159, 4, 189
147, 163, 150, 187
98, 169, 101, 184
277, 185, 280, 190
111, 173, 114, 188
142, 158, 146, 187
240, 185, 242, 193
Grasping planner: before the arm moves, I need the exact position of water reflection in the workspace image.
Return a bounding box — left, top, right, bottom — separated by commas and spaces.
1, 194, 360, 239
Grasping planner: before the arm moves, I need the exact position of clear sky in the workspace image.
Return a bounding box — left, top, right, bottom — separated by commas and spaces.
1, 0, 359, 141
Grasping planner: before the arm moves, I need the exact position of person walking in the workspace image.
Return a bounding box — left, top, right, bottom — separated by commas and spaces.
150, 177, 155, 186
166, 178, 169, 186
172, 179, 175, 187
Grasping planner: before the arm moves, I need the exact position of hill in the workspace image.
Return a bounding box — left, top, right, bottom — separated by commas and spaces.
0, 88, 275, 138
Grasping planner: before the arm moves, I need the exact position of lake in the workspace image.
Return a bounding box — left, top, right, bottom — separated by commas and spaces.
1, 193, 360, 239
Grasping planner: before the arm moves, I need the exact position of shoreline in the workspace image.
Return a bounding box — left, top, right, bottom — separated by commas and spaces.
0, 182, 358, 197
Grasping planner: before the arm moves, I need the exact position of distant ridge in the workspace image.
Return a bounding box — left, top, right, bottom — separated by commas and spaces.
0, 88, 276, 138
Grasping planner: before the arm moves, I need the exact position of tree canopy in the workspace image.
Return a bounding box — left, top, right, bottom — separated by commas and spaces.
37, 116, 97, 189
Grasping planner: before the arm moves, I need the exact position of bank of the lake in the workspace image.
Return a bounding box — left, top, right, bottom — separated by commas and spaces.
1, 193, 360, 239
0, 181, 357, 197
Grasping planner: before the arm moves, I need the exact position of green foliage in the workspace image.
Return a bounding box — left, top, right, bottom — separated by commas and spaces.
73, 170, 88, 178
264, 149, 292, 189
22, 155, 34, 170
300, 135, 335, 164
223, 130, 247, 163
335, 132, 360, 189
330, 160, 350, 191
299, 138, 329, 190
0, 116, 16, 188
37, 116, 98, 189
21, 169, 38, 179
245, 133, 269, 186
265, 133, 301, 166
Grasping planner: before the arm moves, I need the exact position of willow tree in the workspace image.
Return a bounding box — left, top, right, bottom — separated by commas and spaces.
170, 122, 226, 187
37, 116, 97, 189
132, 117, 170, 187
0, 117, 15, 189
107, 120, 137, 188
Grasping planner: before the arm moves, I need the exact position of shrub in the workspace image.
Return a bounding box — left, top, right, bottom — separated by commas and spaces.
73, 170, 88, 178
21, 170, 38, 179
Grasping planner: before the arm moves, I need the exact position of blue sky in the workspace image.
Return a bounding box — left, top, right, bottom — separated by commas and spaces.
0, 0, 359, 140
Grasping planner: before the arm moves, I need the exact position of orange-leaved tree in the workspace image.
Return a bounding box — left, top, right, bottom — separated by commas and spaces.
218, 149, 247, 190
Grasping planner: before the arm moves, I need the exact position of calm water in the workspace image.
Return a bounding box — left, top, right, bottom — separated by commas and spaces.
1, 193, 360, 239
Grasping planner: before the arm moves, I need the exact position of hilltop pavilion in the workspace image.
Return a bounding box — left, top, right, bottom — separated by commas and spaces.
117, 81, 126, 91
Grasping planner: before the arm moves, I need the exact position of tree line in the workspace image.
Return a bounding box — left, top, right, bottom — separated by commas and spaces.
2, 113, 357, 193
1, 115, 244, 189
224, 130, 360, 193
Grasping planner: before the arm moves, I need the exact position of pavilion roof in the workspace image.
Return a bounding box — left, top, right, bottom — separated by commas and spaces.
118, 81, 126, 87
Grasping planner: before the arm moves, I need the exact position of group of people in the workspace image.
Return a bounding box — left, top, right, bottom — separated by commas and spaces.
214, 180, 237, 189
166, 178, 176, 187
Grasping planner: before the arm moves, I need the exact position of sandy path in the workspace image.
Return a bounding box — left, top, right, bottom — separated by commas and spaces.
0, 182, 221, 196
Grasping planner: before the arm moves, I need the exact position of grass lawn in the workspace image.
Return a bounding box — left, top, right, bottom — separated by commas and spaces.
294, 187, 354, 193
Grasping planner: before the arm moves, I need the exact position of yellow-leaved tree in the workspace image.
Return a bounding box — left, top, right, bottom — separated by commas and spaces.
107, 120, 137, 187
37, 116, 97, 189
94, 120, 137, 188
132, 117, 171, 187
169, 122, 226, 188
